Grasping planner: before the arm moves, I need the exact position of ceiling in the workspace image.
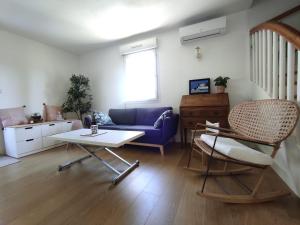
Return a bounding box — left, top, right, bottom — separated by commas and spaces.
0, 0, 253, 54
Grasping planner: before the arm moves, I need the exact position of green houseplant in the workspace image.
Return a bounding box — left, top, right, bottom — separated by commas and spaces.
214, 76, 230, 93
62, 74, 92, 121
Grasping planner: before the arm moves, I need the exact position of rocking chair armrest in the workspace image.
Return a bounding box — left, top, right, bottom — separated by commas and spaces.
191, 129, 206, 145
195, 123, 233, 133
207, 132, 277, 147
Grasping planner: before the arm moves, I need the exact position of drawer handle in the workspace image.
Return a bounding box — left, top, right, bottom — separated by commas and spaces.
49, 124, 55, 126
67, 122, 72, 124
26, 139, 34, 142
25, 127, 33, 130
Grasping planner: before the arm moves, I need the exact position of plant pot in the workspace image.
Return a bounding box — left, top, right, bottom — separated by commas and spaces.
215, 86, 225, 93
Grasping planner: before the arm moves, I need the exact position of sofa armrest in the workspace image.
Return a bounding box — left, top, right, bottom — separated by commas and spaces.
162, 114, 179, 140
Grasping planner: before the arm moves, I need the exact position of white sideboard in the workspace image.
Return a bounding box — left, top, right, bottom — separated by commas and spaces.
4, 121, 73, 158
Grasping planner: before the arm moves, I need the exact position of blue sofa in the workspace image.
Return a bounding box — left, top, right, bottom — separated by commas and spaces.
84, 107, 179, 155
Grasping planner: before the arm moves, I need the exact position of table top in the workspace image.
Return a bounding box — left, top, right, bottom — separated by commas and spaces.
50, 129, 145, 148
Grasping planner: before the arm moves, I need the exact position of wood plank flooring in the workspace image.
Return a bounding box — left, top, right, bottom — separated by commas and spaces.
0, 144, 300, 225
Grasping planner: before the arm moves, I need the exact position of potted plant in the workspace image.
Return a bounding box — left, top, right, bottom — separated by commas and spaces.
214, 76, 230, 93
62, 74, 93, 121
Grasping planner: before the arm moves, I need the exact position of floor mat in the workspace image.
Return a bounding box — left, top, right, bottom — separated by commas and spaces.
0, 156, 20, 168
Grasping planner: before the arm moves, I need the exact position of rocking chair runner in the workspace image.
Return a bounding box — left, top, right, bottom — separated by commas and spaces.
187, 99, 299, 203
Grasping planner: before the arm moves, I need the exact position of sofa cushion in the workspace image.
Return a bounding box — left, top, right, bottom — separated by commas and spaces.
93, 112, 115, 125
200, 134, 273, 165
99, 125, 161, 137
135, 107, 172, 126
109, 108, 136, 125
154, 110, 173, 128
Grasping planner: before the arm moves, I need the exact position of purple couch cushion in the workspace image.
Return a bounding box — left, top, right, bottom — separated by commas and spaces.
135, 107, 172, 126
99, 125, 161, 137
109, 108, 136, 125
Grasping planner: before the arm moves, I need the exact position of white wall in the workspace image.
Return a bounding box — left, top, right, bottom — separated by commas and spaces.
79, 0, 300, 197
281, 12, 300, 31
79, 10, 252, 114
247, 0, 300, 196
0, 29, 79, 154
246, 0, 300, 28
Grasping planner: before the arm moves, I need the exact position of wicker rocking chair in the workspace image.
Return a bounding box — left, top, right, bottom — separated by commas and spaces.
186, 99, 299, 204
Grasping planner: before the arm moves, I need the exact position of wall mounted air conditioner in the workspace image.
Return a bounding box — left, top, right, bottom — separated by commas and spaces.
120, 37, 157, 55
179, 16, 226, 44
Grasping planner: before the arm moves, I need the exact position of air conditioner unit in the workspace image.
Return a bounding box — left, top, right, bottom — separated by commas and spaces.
179, 16, 226, 44
120, 37, 157, 55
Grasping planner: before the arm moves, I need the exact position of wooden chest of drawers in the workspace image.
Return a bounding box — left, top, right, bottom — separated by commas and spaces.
180, 93, 229, 145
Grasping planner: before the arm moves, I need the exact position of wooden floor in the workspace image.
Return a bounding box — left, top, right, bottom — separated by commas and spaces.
0, 144, 300, 225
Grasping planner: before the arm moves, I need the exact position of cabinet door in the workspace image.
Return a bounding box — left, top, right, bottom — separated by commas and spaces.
15, 126, 42, 142
58, 121, 73, 133
41, 123, 60, 137
16, 138, 42, 154
42, 136, 62, 148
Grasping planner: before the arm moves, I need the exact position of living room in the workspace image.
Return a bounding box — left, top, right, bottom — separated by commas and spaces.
0, 0, 300, 224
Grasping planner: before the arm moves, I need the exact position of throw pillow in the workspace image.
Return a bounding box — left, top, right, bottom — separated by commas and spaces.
0, 107, 28, 128
93, 112, 115, 125
206, 120, 219, 133
153, 110, 173, 129
1, 118, 15, 128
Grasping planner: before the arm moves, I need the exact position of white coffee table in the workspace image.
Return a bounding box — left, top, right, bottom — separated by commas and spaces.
50, 129, 144, 184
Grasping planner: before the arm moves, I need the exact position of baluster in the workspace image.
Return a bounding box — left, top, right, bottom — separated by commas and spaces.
272, 32, 279, 99
255, 32, 259, 85
287, 42, 295, 101
267, 30, 272, 96
251, 34, 255, 82
259, 31, 263, 87
262, 30, 267, 90
279, 36, 286, 99
297, 50, 300, 103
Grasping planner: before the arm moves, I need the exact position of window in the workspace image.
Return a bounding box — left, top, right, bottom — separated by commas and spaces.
124, 49, 157, 102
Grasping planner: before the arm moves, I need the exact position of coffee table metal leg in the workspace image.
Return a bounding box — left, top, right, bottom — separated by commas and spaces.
103, 147, 140, 184
77, 144, 139, 184
112, 160, 139, 184
58, 143, 139, 184
58, 155, 92, 171
104, 147, 131, 166
76, 144, 121, 175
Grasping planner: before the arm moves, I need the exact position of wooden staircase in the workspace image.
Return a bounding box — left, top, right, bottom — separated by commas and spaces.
249, 5, 300, 101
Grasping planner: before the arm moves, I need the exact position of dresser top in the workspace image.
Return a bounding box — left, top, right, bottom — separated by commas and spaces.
180, 93, 229, 107
5, 120, 71, 129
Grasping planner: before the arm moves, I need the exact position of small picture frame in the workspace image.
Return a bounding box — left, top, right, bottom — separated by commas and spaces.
189, 78, 210, 95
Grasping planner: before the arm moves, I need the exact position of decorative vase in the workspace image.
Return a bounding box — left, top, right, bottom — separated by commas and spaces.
215, 86, 225, 93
